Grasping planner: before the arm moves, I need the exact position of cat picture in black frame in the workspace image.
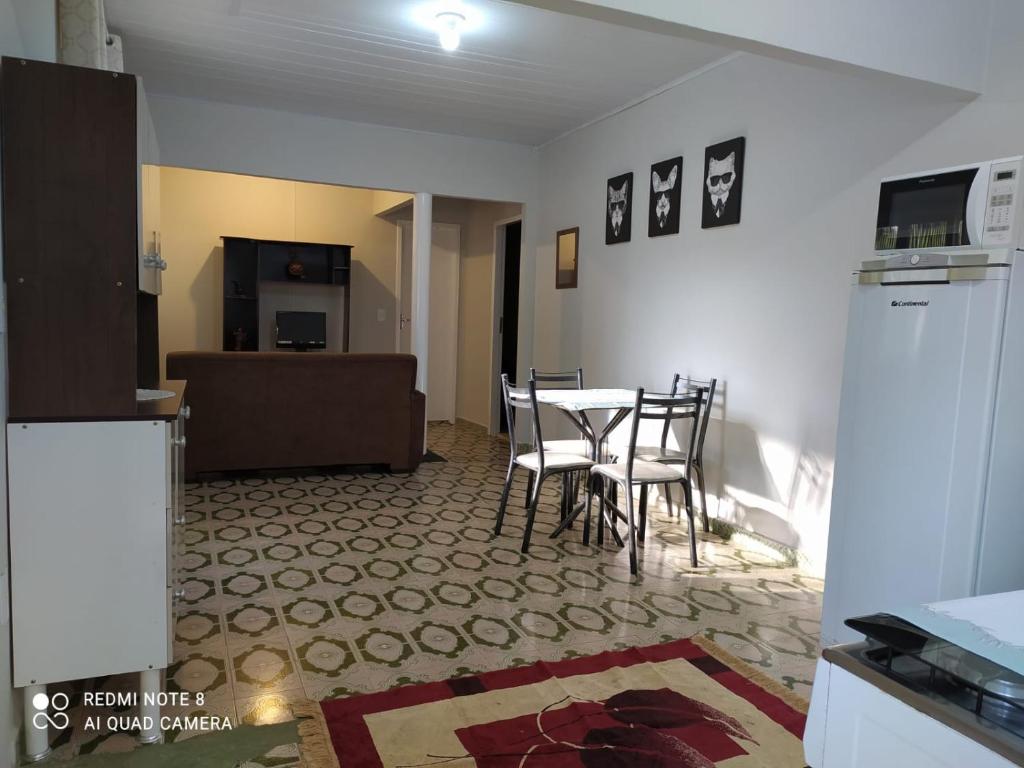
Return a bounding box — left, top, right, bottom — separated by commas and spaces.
605, 171, 633, 245
702, 137, 745, 228
649, 156, 682, 237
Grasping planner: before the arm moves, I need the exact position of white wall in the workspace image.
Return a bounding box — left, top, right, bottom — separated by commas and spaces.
532, 0, 1024, 575
432, 200, 524, 427
386, 198, 524, 426
148, 94, 540, 393
519, 0, 992, 93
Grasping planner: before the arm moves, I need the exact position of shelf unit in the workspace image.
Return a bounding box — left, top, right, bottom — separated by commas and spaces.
222, 236, 353, 352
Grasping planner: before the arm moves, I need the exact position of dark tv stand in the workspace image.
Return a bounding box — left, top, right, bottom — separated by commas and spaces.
221, 236, 352, 352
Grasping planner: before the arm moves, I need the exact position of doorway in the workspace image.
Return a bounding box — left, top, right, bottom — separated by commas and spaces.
493, 218, 521, 433
396, 221, 461, 423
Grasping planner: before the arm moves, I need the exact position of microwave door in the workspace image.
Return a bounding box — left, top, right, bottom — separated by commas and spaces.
876, 168, 978, 250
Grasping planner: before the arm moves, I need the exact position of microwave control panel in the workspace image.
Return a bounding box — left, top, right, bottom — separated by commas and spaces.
984, 158, 1021, 246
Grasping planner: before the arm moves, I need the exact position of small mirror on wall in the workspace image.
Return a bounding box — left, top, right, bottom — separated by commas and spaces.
556, 227, 579, 289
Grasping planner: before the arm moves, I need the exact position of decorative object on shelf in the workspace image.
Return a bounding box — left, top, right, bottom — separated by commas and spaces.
286, 250, 305, 279
232, 327, 248, 351
606, 171, 633, 245
649, 156, 682, 237
556, 227, 579, 290
702, 136, 745, 228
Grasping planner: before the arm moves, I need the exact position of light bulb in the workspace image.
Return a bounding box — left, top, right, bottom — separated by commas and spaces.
436, 11, 465, 52
438, 26, 460, 51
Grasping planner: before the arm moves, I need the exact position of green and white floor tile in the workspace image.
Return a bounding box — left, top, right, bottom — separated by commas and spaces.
45, 420, 821, 766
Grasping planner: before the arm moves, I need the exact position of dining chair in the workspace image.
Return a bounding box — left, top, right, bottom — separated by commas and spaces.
528, 368, 590, 523
592, 387, 705, 575
529, 368, 591, 456
638, 376, 717, 533
494, 374, 595, 553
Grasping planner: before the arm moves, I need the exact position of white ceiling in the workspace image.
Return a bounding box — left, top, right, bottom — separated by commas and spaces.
105, 0, 733, 146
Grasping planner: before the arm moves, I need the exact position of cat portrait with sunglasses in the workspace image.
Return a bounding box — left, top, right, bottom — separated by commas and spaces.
702, 136, 745, 228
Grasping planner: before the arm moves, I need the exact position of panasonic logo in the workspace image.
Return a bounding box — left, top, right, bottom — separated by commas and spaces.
891, 300, 930, 307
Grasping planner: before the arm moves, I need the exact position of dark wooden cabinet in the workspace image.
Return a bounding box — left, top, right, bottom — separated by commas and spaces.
222, 236, 352, 352
2, 57, 139, 419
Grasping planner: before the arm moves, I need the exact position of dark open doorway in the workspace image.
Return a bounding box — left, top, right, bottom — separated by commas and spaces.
498, 220, 521, 433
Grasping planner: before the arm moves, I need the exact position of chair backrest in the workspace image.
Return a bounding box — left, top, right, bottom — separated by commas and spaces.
530, 368, 583, 389
684, 376, 717, 464
625, 388, 704, 482
500, 374, 545, 469
660, 372, 698, 448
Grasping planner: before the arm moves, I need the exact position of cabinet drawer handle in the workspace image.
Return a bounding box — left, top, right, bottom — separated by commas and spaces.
173, 587, 186, 600
172, 436, 187, 448
182, 405, 191, 420
175, 513, 186, 525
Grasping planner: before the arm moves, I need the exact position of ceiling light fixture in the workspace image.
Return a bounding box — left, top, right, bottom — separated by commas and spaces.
435, 11, 466, 51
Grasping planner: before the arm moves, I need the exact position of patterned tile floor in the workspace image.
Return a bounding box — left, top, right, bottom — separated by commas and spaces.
47, 420, 821, 765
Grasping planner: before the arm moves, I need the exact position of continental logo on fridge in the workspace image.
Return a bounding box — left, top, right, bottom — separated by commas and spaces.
891, 300, 930, 307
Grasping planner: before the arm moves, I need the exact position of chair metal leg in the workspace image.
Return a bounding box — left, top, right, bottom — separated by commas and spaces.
564, 473, 574, 530
558, 475, 567, 523
596, 476, 605, 546
522, 472, 544, 553
494, 462, 517, 535
696, 464, 710, 532
582, 473, 594, 545
682, 481, 698, 567
625, 481, 639, 576
663, 483, 674, 518
523, 474, 533, 509
638, 484, 648, 547
682, 476, 695, 523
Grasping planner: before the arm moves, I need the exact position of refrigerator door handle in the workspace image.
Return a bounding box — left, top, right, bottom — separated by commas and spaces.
860, 266, 1010, 285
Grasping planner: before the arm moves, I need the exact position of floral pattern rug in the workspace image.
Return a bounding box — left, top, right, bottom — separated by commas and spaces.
298, 635, 806, 767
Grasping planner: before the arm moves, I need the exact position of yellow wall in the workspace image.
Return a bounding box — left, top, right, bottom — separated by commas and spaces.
158, 167, 399, 374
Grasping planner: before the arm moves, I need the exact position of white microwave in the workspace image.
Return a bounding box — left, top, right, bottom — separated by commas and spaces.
874, 156, 1023, 254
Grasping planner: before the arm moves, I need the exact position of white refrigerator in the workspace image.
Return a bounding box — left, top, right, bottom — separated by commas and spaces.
821, 251, 1024, 647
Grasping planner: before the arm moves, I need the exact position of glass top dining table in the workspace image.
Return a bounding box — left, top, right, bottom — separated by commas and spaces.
509, 387, 695, 459
509, 385, 701, 543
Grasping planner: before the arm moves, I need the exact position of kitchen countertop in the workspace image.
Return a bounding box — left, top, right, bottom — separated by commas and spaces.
8, 380, 186, 423
135, 380, 187, 422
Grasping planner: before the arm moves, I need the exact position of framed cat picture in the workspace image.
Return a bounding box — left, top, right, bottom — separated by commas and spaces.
605, 171, 633, 245
702, 137, 745, 228
649, 156, 682, 237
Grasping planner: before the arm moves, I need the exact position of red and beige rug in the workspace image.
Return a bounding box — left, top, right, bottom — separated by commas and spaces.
297, 636, 808, 767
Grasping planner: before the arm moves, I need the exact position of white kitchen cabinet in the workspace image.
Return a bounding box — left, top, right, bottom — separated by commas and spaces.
8, 386, 186, 758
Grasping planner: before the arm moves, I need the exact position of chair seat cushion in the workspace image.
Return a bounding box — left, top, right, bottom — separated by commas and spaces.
633, 446, 688, 462
515, 452, 594, 471
592, 460, 686, 484
542, 439, 591, 456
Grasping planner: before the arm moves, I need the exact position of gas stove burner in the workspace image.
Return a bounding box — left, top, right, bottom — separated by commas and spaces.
954, 655, 1024, 703
980, 673, 1024, 703
850, 613, 1024, 741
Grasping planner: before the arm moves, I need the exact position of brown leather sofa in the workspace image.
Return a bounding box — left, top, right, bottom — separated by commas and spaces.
166, 352, 425, 477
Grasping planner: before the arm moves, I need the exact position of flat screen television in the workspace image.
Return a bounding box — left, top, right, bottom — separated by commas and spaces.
276, 311, 326, 351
